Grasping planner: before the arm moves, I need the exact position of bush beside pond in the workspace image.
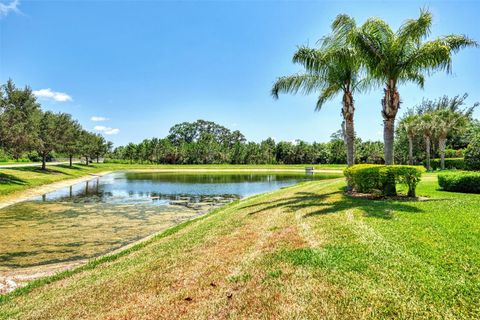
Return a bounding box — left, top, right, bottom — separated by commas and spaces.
438, 171, 480, 194
344, 164, 424, 197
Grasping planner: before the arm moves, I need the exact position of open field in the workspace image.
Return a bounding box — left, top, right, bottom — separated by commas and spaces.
1, 173, 479, 319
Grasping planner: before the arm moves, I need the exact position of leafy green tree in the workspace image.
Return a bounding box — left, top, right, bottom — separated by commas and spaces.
465, 132, 480, 170
78, 130, 99, 165
272, 15, 366, 166
0, 80, 41, 159
36, 112, 73, 169
347, 9, 477, 164
57, 114, 82, 167
357, 141, 384, 164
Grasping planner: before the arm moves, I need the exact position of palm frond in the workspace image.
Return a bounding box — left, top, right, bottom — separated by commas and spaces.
271, 73, 326, 99
316, 83, 342, 111
396, 8, 432, 45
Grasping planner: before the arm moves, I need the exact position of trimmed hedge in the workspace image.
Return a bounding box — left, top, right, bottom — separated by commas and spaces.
423, 158, 465, 170
438, 171, 480, 194
344, 164, 424, 197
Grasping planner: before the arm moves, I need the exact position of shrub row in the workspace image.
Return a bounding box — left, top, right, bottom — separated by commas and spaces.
423, 158, 465, 170
344, 164, 424, 197
438, 171, 480, 194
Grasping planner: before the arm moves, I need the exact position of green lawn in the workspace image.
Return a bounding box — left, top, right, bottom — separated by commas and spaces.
1, 173, 479, 319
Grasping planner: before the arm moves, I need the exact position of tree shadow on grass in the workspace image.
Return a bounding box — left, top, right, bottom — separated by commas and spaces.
55, 164, 83, 171
0, 172, 27, 185
242, 191, 340, 216
242, 186, 424, 220
302, 195, 423, 219
5, 166, 73, 176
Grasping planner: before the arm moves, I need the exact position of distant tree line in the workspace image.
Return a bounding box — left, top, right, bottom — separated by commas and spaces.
108, 119, 385, 165
0, 80, 111, 169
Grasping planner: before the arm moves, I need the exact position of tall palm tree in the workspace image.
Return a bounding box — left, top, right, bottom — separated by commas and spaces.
431, 94, 478, 169
336, 9, 477, 164
272, 15, 365, 167
398, 110, 419, 165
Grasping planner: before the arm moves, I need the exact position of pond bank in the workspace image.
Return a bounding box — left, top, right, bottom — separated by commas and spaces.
1, 169, 339, 294
0, 172, 112, 211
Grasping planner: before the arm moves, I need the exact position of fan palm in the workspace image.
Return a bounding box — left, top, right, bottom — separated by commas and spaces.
398, 110, 419, 165
337, 9, 477, 164
431, 94, 478, 169
272, 15, 365, 167
416, 112, 435, 170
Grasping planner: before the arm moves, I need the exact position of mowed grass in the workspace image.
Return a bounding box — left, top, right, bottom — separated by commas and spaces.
1, 174, 479, 319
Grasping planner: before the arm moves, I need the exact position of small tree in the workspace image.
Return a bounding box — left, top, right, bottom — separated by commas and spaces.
36, 112, 69, 170
60, 119, 82, 167
432, 94, 478, 170
398, 111, 419, 165
0, 80, 41, 159
465, 133, 480, 170
417, 113, 435, 171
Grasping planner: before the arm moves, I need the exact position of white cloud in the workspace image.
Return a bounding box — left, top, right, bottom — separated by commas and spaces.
0, 0, 20, 18
91, 116, 109, 122
94, 125, 120, 135
33, 88, 72, 102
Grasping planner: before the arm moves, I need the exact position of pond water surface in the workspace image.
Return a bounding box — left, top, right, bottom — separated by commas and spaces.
0, 171, 340, 276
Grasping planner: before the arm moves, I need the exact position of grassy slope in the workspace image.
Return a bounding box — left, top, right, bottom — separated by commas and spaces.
1, 174, 479, 319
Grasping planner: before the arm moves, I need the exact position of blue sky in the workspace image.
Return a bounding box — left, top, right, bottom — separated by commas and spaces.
1, 0, 479, 146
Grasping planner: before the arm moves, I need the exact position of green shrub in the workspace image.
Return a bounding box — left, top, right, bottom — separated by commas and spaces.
344, 164, 424, 197
438, 171, 480, 194
444, 148, 464, 158
423, 158, 465, 170
465, 133, 480, 170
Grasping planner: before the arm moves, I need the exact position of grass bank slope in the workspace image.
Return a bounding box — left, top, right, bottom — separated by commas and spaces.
1, 175, 480, 319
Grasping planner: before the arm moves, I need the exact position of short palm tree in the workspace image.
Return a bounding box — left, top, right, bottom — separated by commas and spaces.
271, 15, 365, 167
336, 9, 477, 164
398, 111, 419, 165
416, 112, 435, 170
432, 94, 478, 169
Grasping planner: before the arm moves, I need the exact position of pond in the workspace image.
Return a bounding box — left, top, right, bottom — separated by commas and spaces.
0, 171, 340, 284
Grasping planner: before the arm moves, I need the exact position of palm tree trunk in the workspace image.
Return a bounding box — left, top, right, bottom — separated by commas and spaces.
342, 91, 355, 167
408, 135, 414, 165
425, 136, 431, 171
439, 137, 447, 170
382, 84, 400, 165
